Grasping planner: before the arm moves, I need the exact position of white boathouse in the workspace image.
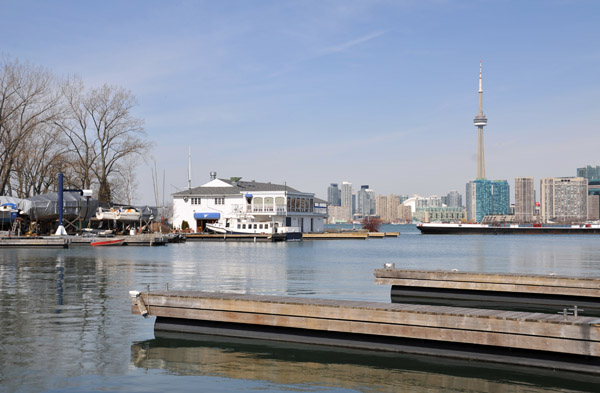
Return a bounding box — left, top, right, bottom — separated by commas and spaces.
172, 174, 327, 234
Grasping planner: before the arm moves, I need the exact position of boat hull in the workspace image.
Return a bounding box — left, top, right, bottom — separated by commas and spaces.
90, 238, 125, 246
418, 224, 600, 235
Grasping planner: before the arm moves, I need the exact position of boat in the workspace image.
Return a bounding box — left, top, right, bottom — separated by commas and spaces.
205, 216, 302, 240
0, 203, 18, 223
96, 207, 141, 221
96, 207, 118, 220
116, 207, 141, 222
90, 238, 125, 246
417, 222, 600, 235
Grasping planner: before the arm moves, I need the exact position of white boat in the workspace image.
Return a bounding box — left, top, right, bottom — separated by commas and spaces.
96, 207, 118, 220
205, 216, 301, 236
116, 207, 141, 222
96, 207, 141, 221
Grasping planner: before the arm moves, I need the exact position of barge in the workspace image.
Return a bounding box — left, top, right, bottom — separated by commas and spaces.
417, 222, 600, 235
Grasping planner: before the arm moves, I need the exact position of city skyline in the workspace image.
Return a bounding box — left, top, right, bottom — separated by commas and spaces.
2, 1, 600, 205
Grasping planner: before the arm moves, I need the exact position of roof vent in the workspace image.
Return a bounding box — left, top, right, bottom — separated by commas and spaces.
210, 171, 217, 180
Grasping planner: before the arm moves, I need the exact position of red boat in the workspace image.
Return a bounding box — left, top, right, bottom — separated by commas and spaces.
90, 238, 125, 247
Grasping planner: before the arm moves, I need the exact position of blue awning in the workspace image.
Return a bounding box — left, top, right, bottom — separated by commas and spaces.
193, 212, 220, 220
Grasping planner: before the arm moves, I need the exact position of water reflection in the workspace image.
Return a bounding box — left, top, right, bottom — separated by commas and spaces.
132, 332, 600, 393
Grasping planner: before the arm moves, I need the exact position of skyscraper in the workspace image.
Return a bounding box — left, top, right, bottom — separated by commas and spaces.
514, 177, 534, 222
357, 185, 375, 215
445, 190, 462, 207
466, 179, 510, 222
474, 61, 488, 180
540, 177, 587, 223
327, 183, 341, 206
577, 165, 600, 181
341, 181, 353, 217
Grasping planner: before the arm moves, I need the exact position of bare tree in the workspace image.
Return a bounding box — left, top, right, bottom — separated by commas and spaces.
0, 58, 61, 195
59, 78, 151, 202
11, 124, 69, 197
110, 156, 140, 205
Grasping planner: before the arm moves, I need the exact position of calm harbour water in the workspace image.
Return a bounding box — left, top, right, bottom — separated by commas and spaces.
1, 224, 600, 392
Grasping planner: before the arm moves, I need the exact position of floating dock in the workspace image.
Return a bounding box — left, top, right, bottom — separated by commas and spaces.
303, 232, 398, 240
0, 237, 69, 248
131, 290, 600, 373
302, 232, 368, 240
374, 268, 600, 315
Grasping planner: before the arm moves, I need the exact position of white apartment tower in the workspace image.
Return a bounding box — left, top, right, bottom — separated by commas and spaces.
341, 181, 353, 217
540, 177, 588, 224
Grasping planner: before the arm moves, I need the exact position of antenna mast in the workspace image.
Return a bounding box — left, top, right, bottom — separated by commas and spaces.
187, 147, 192, 190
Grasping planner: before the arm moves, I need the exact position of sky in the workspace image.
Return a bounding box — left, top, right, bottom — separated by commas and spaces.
2, 0, 600, 205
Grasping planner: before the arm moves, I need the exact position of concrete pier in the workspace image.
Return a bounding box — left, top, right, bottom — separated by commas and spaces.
131, 290, 600, 373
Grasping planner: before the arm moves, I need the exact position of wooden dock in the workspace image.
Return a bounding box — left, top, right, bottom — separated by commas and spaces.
374, 268, 600, 315
302, 232, 368, 240
0, 237, 69, 248
131, 290, 600, 373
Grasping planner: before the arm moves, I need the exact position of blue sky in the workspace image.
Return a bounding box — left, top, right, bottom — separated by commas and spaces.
2, 0, 600, 204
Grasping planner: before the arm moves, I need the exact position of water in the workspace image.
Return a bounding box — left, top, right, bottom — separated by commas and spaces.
1, 224, 600, 392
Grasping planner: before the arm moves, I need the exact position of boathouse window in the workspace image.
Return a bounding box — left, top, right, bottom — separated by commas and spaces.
237, 224, 240, 229
264, 197, 274, 212
242, 224, 246, 229
253, 197, 263, 212
214, 198, 224, 205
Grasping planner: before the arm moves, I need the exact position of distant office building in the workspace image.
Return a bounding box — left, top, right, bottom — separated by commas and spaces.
416, 196, 442, 209
327, 183, 341, 206
540, 177, 587, 223
357, 185, 368, 215
466, 179, 510, 222
577, 165, 600, 181
341, 181, 352, 217
327, 205, 352, 224
445, 190, 462, 207
587, 179, 600, 220
588, 195, 599, 221
514, 177, 535, 223
413, 207, 466, 223
376, 194, 404, 223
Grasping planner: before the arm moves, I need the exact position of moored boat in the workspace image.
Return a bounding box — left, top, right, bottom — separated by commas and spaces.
90, 238, 125, 246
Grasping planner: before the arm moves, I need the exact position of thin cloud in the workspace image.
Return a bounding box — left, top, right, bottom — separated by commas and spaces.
269, 30, 386, 77
318, 30, 386, 55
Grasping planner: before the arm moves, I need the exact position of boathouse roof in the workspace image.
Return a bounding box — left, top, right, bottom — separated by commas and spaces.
172, 178, 302, 197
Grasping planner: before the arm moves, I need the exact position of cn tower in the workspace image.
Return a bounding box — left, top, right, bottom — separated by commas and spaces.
473, 61, 487, 179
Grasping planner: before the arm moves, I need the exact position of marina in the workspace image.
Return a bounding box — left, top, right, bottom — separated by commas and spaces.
3, 225, 600, 392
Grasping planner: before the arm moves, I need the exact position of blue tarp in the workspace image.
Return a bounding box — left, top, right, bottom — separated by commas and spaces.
193, 212, 220, 220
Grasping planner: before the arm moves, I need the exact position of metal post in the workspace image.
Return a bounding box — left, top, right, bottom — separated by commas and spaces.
58, 173, 63, 226
54, 173, 67, 236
